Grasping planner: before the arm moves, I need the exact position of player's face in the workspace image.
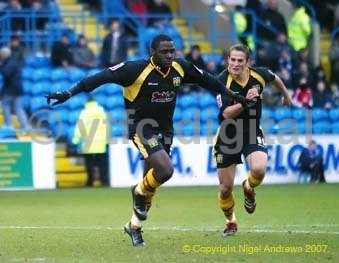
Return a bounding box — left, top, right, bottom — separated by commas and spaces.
228, 50, 248, 76
153, 41, 176, 68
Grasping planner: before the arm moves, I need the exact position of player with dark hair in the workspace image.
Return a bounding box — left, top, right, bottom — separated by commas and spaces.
214, 44, 292, 236
46, 35, 253, 247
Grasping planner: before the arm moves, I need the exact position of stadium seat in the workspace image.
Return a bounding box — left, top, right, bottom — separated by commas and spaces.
200, 107, 218, 124
261, 107, 274, 120
104, 84, 123, 96
275, 120, 297, 134
0, 126, 17, 139
274, 107, 292, 121
329, 108, 339, 121
312, 108, 328, 122
105, 95, 125, 110
67, 110, 81, 124
26, 56, 50, 68
200, 121, 218, 136
110, 109, 126, 122
292, 108, 306, 121
22, 67, 34, 81
30, 97, 47, 112
180, 107, 200, 121
312, 121, 331, 134
331, 122, 339, 133
67, 95, 86, 110
111, 125, 125, 137
68, 68, 86, 82
23, 80, 34, 94
178, 94, 198, 108
32, 68, 50, 82
31, 81, 50, 96
51, 68, 68, 82
182, 123, 196, 136
50, 81, 71, 93
199, 93, 216, 108
296, 121, 306, 134
261, 118, 276, 134
173, 108, 182, 122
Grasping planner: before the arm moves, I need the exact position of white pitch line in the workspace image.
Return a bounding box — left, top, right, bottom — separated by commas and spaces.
0, 225, 339, 235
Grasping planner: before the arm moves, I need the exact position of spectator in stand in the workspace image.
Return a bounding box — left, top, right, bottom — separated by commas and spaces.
147, 0, 172, 27
4, 0, 24, 32
277, 68, 293, 90
9, 35, 25, 63
79, 0, 101, 12
288, 3, 312, 52
31, 0, 48, 30
206, 60, 217, 75
309, 0, 336, 32
71, 34, 96, 69
216, 50, 227, 74
0, 47, 29, 129
185, 45, 206, 71
292, 61, 314, 88
313, 80, 333, 109
330, 34, 339, 85
330, 82, 339, 107
257, 0, 287, 42
126, 0, 148, 25
51, 33, 73, 67
100, 19, 128, 68
292, 77, 313, 108
278, 48, 293, 75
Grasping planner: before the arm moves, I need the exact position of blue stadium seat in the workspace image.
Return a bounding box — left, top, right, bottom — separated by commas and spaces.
67, 95, 86, 110
178, 94, 198, 108
32, 68, 50, 82
199, 93, 216, 108
312, 108, 328, 122
200, 108, 218, 124
23, 80, 34, 94
26, 56, 50, 68
329, 108, 339, 121
200, 121, 218, 136
292, 108, 306, 121
22, 67, 34, 81
274, 107, 292, 121
95, 94, 107, 108
111, 125, 125, 137
297, 121, 306, 134
110, 109, 126, 122
67, 110, 80, 124
87, 68, 101, 76
31, 81, 50, 96
68, 68, 86, 82
331, 122, 339, 133
173, 108, 182, 122
261, 118, 276, 134
104, 84, 122, 96
51, 68, 68, 81
30, 97, 47, 111
0, 126, 17, 139
50, 81, 71, 93
275, 120, 297, 134
105, 95, 125, 110
182, 123, 196, 136
180, 107, 200, 121
312, 121, 331, 134
261, 107, 274, 120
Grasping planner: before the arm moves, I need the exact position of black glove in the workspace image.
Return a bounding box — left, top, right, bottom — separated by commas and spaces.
232, 93, 258, 109
45, 91, 72, 106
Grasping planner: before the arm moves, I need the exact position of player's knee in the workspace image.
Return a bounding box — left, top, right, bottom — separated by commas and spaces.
250, 166, 266, 179
155, 165, 174, 183
219, 184, 233, 198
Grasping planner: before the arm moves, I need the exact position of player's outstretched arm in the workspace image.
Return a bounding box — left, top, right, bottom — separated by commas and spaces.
272, 74, 293, 106
46, 69, 120, 106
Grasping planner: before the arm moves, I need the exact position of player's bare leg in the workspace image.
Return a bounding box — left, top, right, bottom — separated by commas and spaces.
125, 149, 173, 246
218, 164, 238, 236
243, 151, 268, 214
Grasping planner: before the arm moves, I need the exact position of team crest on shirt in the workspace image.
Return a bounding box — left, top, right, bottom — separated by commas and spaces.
147, 138, 159, 148
173, 77, 181, 87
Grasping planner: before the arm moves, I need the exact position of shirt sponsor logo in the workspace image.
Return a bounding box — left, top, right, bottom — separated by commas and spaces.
148, 82, 159, 86
151, 91, 176, 103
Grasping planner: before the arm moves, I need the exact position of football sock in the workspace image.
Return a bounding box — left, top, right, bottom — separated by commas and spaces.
135, 168, 160, 197
246, 171, 263, 189
219, 193, 236, 222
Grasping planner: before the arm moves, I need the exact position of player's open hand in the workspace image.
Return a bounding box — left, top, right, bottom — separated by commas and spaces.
45, 91, 71, 106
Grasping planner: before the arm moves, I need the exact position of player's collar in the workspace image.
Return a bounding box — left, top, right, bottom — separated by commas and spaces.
150, 56, 171, 78
228, 66, 250, 87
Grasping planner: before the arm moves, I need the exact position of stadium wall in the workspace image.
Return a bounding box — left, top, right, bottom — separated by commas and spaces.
109, 135, 339, 187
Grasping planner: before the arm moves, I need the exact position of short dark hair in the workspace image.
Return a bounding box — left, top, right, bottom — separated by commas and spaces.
151, 34, 173, 50
228, 44, 251, 60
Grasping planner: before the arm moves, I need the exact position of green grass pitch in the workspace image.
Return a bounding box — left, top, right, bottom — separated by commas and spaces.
0, 184, 338, 262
